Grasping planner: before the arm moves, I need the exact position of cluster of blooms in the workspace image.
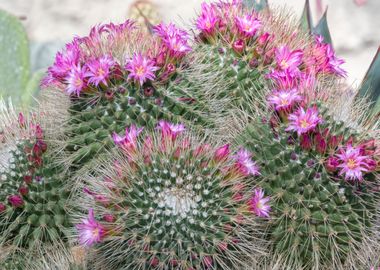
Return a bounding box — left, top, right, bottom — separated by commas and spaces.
196, 1, 262, 51
0, 117, 47, 212
76, 121, 269, 247
42, 20, 192, 96
268, 99, 378, 182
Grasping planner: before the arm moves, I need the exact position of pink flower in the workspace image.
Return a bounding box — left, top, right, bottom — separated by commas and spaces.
286, 106, 322, 136
235, 15, 261, 38
267, 88, 302, 111
275, 45, 303, 72
325, 156, 339, 172
196, 2, 219, 36
153, 23, 192, 58
8, 195, 24, 208
48, 40, 81, 82
18, 112, 25, 127
233, 148, 260, 176
85, 55, 115, 86
266, 69, 300, 90
65, 64, 87, 96
125, 53, 158, 86
0, 203, 6, 212
157, 121, 186, 141
336, 144, 374, 181
250, 188, 271, 218
76, 209, 105, 247
306, 36, 346, 77
214, 144, 230, 161
325, 44, 347, 77
112, 125, 143, 153
233, 39, 245, 53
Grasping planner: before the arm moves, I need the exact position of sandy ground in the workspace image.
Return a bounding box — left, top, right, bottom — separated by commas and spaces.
0, 0, 379, 85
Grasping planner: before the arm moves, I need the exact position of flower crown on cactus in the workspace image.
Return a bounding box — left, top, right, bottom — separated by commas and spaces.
75, 121, 270, 270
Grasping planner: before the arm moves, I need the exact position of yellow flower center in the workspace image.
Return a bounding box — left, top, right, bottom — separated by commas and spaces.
300, 119, 310, 128
75, 78, 83, 88
92, 227, 100, 238
136, 66, 145, 76
280, 98, 289, 106
347, 158, 357, 169
97, 67, 105, 77
256, 201, 263, 210
280, 59, 289, 69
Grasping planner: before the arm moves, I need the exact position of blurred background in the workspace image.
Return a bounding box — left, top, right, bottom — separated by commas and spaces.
0, 0, 379, 105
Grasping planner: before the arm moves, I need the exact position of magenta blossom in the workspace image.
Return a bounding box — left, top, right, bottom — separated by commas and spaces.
336, 144, 374, 181
275, 45, 303, 73
250, 188, 271, 218
267, 88, 302, 111
233, 148, 260, 176
8, 195, 24, 208
0, 203, 6, 212
214, 144, 230, 161
47, 40, 81, 83
76, 209, 105, 247
235, 15, 261, 38
267, 69, 300, 90
157, 121, 186, 141
85, 55, 115, 86
196, 2, 219, 36
65, 64, 87, 96
286, 106, 322, 136
306, 36, 346, 77
324, 44, 347, 77
112, 125, 143, 153
153, 23, 191, 58
125, 53, 158, 86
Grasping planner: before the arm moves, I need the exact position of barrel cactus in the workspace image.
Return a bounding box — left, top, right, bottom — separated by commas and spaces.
0, 100, 78, 269
229, 48, 380, 269
186, 0, 346, 118
41, 20, 218, 174
74, 121, 267, 269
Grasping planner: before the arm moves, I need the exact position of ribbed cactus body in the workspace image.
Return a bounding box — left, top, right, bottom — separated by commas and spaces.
0, 129, 71, 265
77, 126, 263, 270
237, 107, 377, 268
192, 43, 265, 111
67, 81, 208, 167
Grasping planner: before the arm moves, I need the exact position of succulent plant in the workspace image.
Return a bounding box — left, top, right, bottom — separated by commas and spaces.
186, 0, 346, 119
74, 121, 266, 270
226, 28, 380, 268
41, 21, 218, 174
0, 101, 74, 269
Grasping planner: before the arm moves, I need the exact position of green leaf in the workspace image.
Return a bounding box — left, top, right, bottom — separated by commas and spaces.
300, 0, 313, 33
242, 0, 269, 11
313, 9, 332, 45
21, 69, 45, 107
0, 9, 30, 105
356, 47, 380, 115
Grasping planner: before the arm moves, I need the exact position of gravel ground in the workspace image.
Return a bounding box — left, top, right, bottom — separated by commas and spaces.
0, 0, 379, 85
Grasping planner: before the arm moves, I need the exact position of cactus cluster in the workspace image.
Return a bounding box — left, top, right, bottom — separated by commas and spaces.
75, 122, 265, 270
43, 20, 214, 172
237, 102, 379, 269
1, 0, 379, 269
0, 105, 73, 268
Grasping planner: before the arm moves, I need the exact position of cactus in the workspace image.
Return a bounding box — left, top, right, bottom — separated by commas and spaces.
0, 101, 73, 268
187, 0, 346, 118
74, 122, 266, 269
41, 21, 217, 173
228, 40, 380, 269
